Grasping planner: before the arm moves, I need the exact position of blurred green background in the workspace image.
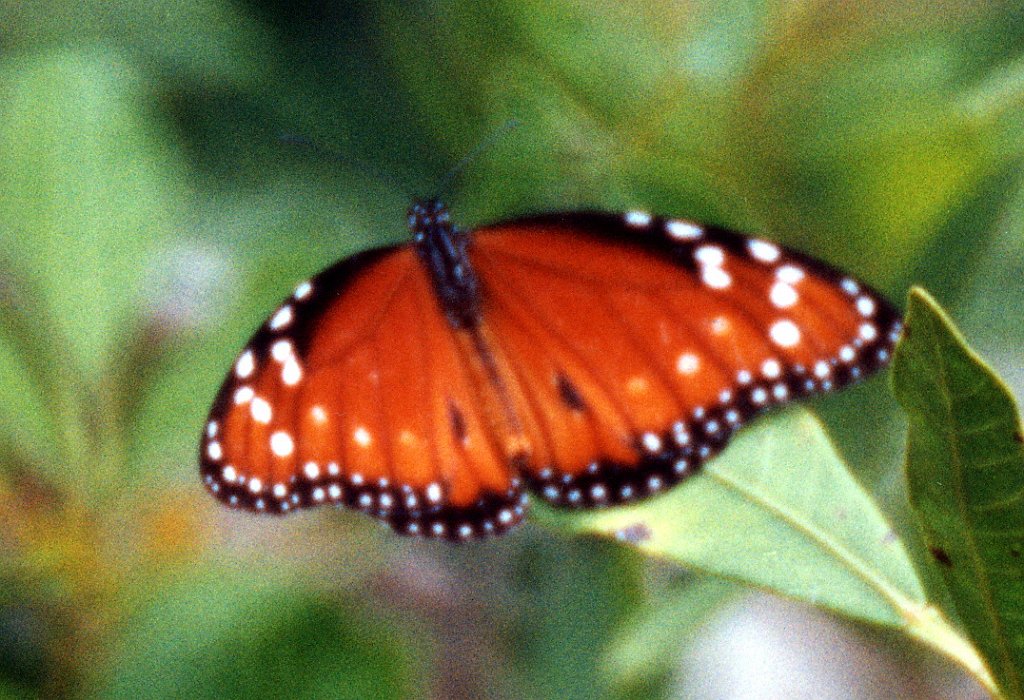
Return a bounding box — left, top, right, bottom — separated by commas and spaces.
1, 1, 1022, 698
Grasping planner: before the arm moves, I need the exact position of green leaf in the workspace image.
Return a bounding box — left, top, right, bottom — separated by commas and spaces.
0, 47, 196, 490
536, 407, 988, 684
892, 287, 1024, 699
0, 323, 53, 468
0, 47, 184, 383
544, 408, 923, 625
0, 0, 267, 87
501, 534, 644, 700
603, 575, 738, 695
93, 567, 422, 700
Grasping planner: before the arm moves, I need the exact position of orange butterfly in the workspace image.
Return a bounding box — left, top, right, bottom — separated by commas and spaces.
200, 201, 900, 540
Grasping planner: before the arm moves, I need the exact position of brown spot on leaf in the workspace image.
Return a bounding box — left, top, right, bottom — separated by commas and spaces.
930, 546, 953, 568
1011, 546, 1021, 559
614, 522, 652, 544
1014, 429, 1023, 445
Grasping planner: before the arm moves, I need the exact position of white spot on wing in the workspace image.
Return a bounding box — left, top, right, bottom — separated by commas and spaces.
282, 356, 303, 386
676, 352, 700, 375
770, 282, 798, 308
748, 239, 781, 263
206, 441, 222, 461
666, 220, 702, 240
770, 319, 801, 348
695, 245, 725, 267
270, 431, 294, 457
236, 350, 255, 378
642, 432, 662, 453
271, 340, 294, 362
353, 426, 372, 447
426, 482, 442, 504
294, 281, 313, 300
777, 265, 805, 284
762, 359, 782, 379
702, 266, 732, 289
251, 396, 272, 423
856, 296, 876, 317
624, 210, 652, 227
859, 323, 878, 341
233, 385, 255, 405
269, 305, 293, 330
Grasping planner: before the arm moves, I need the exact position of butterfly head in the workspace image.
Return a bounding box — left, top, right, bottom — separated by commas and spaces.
407, 198, 480, 329
408, 198, 451, 241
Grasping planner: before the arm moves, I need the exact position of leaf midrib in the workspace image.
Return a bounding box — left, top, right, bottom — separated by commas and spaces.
707, 463, 920, 622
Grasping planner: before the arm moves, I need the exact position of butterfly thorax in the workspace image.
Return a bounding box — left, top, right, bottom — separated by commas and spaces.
409, 199, 482, 329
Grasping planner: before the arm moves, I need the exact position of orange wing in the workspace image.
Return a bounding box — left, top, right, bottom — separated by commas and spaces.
199, 247, 525, 539
201, 208, 900, 541
468, 212, 901, 508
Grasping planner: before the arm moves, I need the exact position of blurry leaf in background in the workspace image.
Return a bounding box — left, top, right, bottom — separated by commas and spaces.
504, 535, 644, 700
603, 575, 738, 698
0, 47, 189, 384
958, 177, 1024, 403
0, 0, 267, 88
0, 46, 200, 505
0, 320, 53, 470
893, 288, 1024, 700
93, 567, 423, 700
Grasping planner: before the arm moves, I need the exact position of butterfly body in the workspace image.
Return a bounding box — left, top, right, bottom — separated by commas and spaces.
200, 204, 901, 540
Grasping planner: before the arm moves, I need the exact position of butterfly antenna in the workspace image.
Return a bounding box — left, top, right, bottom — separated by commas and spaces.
434, 118, 520, 198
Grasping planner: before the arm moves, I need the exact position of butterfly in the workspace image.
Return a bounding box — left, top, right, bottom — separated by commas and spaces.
199, 200, 901, 540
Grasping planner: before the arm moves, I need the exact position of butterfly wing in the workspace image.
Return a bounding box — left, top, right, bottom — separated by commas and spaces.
468, 212, 901, 507
199, 246, 526, 539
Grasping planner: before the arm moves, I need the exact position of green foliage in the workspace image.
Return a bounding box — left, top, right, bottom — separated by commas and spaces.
603, 576, 738, 696
94, 569, 421, 700
0, 1, 1022, 698
894, 288, 1024, 699
547, 409, 927, 627
543, 406, 996, 690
